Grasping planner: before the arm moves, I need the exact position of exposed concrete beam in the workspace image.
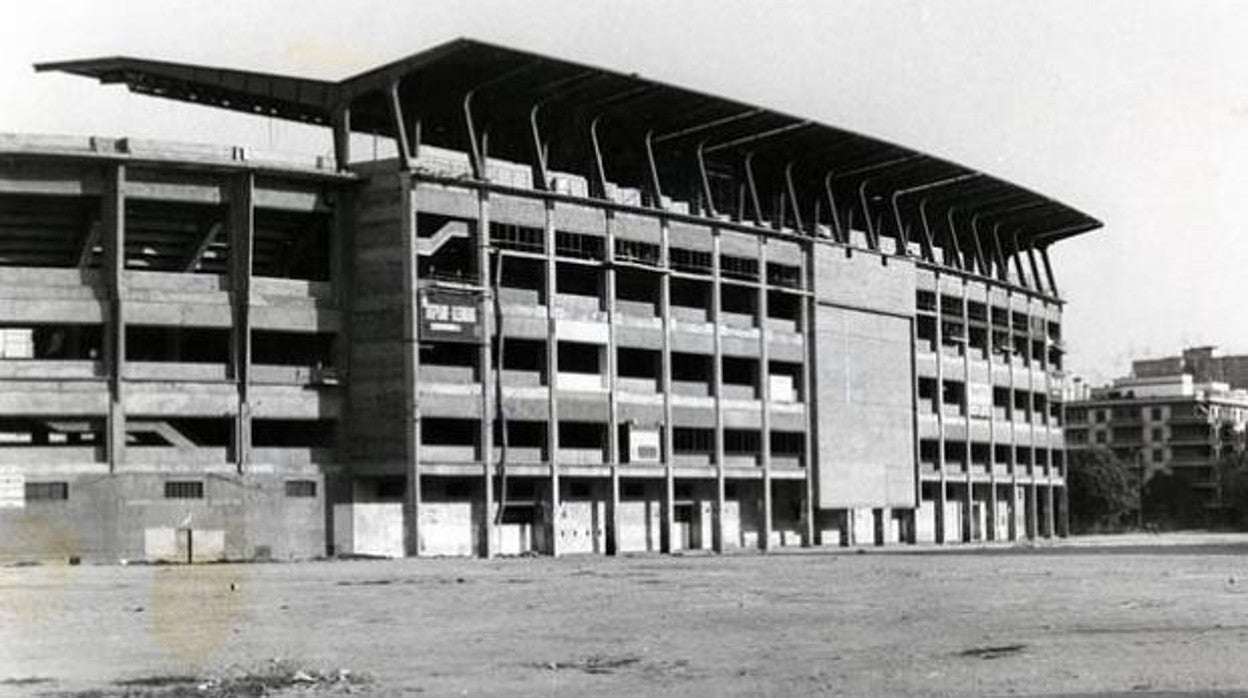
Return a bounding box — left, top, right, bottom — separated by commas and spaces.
76, 220, 100, 269
183, 221, 224, 272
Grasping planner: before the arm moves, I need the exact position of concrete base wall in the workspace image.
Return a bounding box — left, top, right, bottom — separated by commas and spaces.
1, 472, 326, 564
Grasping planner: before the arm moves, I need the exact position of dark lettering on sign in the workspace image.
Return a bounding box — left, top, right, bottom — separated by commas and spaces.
419, 290, 482, 343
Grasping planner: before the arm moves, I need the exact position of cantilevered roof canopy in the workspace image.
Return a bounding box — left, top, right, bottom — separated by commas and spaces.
37, 37, 1101, 260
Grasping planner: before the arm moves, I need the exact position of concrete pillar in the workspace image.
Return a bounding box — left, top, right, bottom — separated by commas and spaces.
544, 201, 560, 557
477, 189, 494, 558
400, 174, 423, 556
605, 211, 621, 556
102, 163, 126, 473
758, 236, 772, 551
711, 229, 725, 553
659, 220, 674, 553
229, 172, 254, 473
1027, 482, 1039, 539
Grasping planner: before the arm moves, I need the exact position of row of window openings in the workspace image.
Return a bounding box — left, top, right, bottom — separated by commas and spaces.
918, 441, 1065, 470
494, 258, 803, 324
917, 291, 1061, 338
24, 479, 317, 502
422, 342, 804, 399
1068, 427, 1212, 447
917, 379, 1059, 423
0, 195, 330, 281
0, 325, 335, 366
422, 420, 804, 462
1068, 406, 1175, 423
0, 418, 334, 450
490, 222, 800, 279
915, 317, 1062, 369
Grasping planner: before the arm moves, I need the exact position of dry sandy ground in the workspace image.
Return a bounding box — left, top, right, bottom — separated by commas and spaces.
6, 537, 1248, 696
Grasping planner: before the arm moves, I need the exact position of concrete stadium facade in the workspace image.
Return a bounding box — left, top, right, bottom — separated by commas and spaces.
0, 39, 1099, 561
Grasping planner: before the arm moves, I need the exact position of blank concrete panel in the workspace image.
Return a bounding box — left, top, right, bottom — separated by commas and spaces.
815, 305, 916, 508
813, 246, 916, 314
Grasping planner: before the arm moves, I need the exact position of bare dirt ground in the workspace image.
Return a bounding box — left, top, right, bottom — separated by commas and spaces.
6, 535, 1248, 696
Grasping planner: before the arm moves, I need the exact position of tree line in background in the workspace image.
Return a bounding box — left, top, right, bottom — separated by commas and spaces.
1067, 446, 1248, 533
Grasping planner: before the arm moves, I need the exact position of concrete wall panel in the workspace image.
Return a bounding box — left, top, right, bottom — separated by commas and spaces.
814, 305, 916, 508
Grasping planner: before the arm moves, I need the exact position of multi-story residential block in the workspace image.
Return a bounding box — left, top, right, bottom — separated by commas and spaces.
0, 39, 1099, 561
1068, 372, 1248, 517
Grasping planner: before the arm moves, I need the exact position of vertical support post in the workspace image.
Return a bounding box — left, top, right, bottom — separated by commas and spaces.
478, 190, 495, 558
660, 220, 674, 553
1044, 483, 1056, 538
333, 105, 352, 172
329, 183, 354, 555
1027, 482, 1039, 539
800, 242, 816, 546
545, 202, 561, 557
605, 211, 621, 555
102, 163, 126, 473
400, 173, 422, 556
961, 282, 973, 543
711, 229, 726, 553
934, 276, 947, 543
1059, 483, 1070, 537
230, 172, 255, 474
758, 237, 773, 551
986, 286, 998, 541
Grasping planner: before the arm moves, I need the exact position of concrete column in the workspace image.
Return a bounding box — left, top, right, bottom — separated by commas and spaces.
330, 185, 354, 557
1027, 482, 1039, 539
545, 202, 560, 557
102, 163, 126, 473
961, 282, 972, 543
758, 236, 772, 551
711, 229, 726, 553
605, 211, 621, 555
800, 242, 815, 547
1059, 483, 1070, 537
478, 190, 494, 558
229, 172, 254, 473
659, 220, 674, 553
400, 174, 422, 556
933, 274, 947, 544
1044, 484, 1055, 538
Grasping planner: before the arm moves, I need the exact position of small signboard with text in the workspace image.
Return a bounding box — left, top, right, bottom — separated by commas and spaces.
968, 383, 993, 420
0, 468, 24, 509
419, 289, 483, 344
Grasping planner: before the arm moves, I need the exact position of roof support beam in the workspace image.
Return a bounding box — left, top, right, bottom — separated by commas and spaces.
643, 130, 664, 209
1026, 248, 1047, 296
890, 174, 980, 258
653, 109, 763, 144
783, 162, 805, 234
858, 178, 881, 251
388, 80, 414, 171
822, 172, 845, 243
695, 140, 717, 218
743, 152, 764, 225
1040, 246, 1058, 296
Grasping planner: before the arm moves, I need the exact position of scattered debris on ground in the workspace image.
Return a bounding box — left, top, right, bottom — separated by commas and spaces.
956, 644, 1027, 660
52, 662, 370, 697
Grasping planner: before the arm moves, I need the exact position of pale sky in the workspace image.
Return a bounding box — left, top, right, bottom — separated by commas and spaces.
4, 0, 1247, 384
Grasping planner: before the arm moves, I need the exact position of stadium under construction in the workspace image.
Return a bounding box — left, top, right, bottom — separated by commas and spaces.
0, 39, 1100, 561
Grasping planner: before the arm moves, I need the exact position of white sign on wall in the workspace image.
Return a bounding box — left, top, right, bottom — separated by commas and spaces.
0, 468, 25, 508
968, 383, 993, 420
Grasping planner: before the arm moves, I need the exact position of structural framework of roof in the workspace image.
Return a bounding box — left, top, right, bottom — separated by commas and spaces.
36, 37, 1101, 260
